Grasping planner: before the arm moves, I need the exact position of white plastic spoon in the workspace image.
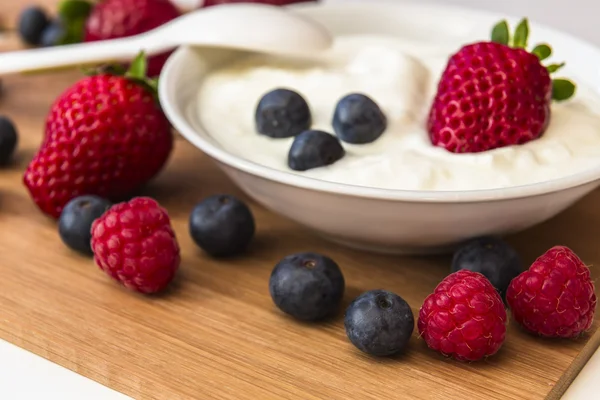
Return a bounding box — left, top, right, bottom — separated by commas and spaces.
0, 3, 333, 75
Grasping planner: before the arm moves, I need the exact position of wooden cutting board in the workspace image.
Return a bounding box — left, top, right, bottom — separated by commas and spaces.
1, 3, 599, 399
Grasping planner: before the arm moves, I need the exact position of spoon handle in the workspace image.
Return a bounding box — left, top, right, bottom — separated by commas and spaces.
0, 35, 172, 75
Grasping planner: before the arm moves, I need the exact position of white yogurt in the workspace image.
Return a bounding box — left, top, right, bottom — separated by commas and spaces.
196, 34, 600, 191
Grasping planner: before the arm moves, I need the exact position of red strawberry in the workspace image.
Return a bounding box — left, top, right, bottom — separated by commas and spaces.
428, 18, 576, 153
23, 54, 173, 219
91, 197, 180, 294
418, 270, 507, 362
83, 0, 181, 77
202, 0, 315, 6
506, 246, 597, 338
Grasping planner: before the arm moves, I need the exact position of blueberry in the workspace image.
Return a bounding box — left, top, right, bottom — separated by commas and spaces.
344, 290, 414, 357
332, 93, 387, 144
189, 194, 255, 257
59, 195, 112, 255
269, 252, 345, 321
288, 130, 345, 171
255, 88, 312, 138
18, 6, 50, 45
451, 236, 523, 300
0, 116, 18, 165
40, 20, 65, 47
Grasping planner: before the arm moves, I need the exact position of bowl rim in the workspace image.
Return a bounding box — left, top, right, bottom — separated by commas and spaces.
158, 0, 600, 203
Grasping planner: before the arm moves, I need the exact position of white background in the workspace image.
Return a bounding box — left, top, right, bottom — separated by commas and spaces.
1, 0, 598, 399
177, 0, 600, 46
417, 0, 600, 45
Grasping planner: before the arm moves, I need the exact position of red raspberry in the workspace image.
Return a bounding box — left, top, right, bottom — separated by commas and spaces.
91, 197, 180, 294
418, 270, 507, 361
506, 246, 597, 338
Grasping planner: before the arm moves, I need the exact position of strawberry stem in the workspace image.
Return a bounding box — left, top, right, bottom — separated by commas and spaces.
491, 20, 510, 46
547, 63, 566, 73
80, 51, 159, 99
532, 44, 552, 61
125, 52, 160, 98
490, 17, 577, 101
552, 79, 576, 101
82, 64, 127, 76
57, 0, 94, 45
126, 52, 149, 81
58, 0, 93, 20
512, 18, 530, 48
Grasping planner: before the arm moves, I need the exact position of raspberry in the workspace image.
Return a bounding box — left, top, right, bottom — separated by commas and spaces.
91, 197, 180, 294
506, 246, 597, 338
418, 270, 507, 361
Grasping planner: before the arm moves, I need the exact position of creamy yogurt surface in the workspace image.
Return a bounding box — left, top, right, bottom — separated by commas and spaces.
195, 34, 600, 191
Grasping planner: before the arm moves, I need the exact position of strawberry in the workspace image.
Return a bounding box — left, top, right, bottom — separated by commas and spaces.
23, 53, 173, 219
427, 18, 576, 153
57, 0, 181, 77
202, 0, 316, 6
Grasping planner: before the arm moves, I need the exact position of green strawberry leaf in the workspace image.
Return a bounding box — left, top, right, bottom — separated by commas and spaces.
146, 77, 159, 93
547, 62, 566, 73
81, 67, 97, 76
56, 0, 94, 45
491, 20, 510, 45
82, 64, 127, 76
487, 17, 577, 103
532, 43, 552, 61
125, 51, 159, 99
513, 18, 529, 48
80, 51, 159, 100
552, 78, 576, 101
125, 52, 149, 81
58, 0, 93, 20
58, 17, 87, 45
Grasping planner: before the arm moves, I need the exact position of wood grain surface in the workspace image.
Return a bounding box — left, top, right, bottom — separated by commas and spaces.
1, 3, 600, 400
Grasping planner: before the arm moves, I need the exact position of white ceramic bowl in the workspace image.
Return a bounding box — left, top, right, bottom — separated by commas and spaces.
158, 0, 600, 254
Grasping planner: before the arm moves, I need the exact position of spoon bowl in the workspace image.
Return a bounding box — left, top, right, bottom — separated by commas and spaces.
0, 3, 333, 75
167, 4, 333, 56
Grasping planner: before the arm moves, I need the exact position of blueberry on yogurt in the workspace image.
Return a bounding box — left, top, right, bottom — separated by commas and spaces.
333, 93, 387, 144
255, 88, 312, 138
288, 130, 345, 171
